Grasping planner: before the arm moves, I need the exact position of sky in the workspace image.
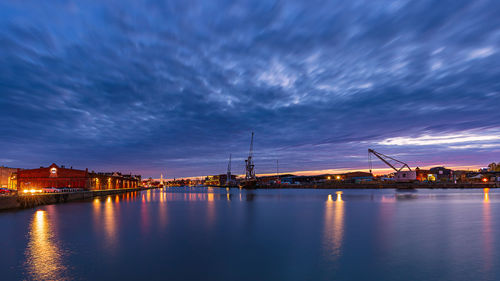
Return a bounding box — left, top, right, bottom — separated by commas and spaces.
1, 0, 499, 178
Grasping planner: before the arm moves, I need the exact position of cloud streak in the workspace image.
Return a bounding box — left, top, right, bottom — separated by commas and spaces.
0, 0, 499, 177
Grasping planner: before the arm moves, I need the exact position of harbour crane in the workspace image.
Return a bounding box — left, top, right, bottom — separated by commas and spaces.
245, 132, 256, 181
368, 149, 411, 174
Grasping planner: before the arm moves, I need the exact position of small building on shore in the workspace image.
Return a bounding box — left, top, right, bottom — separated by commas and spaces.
430, 167, 453, 182
0, 166, 19, 189
205, 174, 237, 186
415, 168, 435, 182
16, 163, 141, 191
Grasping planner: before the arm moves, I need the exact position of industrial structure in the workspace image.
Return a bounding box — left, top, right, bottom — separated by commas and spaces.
245, 132, 256, 181
368, 149, 417, 182
241, 132, 257, 188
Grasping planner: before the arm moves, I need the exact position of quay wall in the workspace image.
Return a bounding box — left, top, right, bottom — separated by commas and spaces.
0, 187, 155, 211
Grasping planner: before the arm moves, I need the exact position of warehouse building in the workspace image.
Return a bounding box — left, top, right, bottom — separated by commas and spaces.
16, 163, 141, 191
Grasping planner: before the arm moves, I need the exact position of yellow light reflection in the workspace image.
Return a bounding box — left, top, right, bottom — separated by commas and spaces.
104, 196, 117, 250
140, 194, 150, 235
158, 191, 167, 230
206, 192, 215, 226
26, 210, 67, 280
336, 191, 343, 202
323, 191, 345, 260
483, 187, 493, 271
92, 198, 101, 234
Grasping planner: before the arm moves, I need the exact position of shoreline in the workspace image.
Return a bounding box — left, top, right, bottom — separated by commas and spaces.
209, 182, 499, 189
0, 187, 156, 211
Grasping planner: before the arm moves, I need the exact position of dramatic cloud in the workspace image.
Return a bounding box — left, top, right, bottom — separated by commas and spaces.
1, 0, 499, 177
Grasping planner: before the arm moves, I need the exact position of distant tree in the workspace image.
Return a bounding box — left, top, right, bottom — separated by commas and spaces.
488, 163, 498, 172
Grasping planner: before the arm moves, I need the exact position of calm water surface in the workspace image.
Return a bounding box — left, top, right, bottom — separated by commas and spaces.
0, 187, 498, 281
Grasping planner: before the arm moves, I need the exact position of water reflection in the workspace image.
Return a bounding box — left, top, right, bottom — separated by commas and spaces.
158, 189, 168, 230
92, 197, 118, 251
93, 198, 102, 235
104, 196, 118, 249
323, 192, 345, 260
377, 193, 396, 252
483, 188, 493, 272
25, 210, 67, 280
141, 193, 151, 235
207, 189, 215, 225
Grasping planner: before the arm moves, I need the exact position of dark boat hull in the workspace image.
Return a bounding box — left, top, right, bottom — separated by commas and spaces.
240, 180, 258, 189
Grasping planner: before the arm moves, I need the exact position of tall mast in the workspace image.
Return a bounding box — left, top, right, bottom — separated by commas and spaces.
227, 153, 232, 185
249, 132, 254, 159
276, 159, 280, 183
245, 132, 256, 180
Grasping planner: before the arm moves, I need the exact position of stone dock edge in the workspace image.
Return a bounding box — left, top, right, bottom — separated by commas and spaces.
0, 187, 157, 211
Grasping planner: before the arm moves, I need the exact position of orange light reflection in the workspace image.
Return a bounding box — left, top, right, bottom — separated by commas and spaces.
323, 191, 345, 261
26, 210, 67, 280
482, 188, 493, 272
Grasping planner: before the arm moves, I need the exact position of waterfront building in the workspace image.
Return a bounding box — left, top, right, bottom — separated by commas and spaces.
205, 174, 237, 186
88, 171, 141, 190
16, 163, 141, 191
0, 166, 18, 189
343, 172, 373, 183
415, 168, 435, 182
430, 167, 453, 182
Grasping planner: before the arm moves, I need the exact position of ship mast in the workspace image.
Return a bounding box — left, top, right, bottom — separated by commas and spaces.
245, 132, 256, 180
226, 153, 233, 186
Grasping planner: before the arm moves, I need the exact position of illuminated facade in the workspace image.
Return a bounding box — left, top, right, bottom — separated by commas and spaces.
88, 172, 141, 190
0, 166, 18, 189
16, 163, 141, 191
205, 174, 236, 186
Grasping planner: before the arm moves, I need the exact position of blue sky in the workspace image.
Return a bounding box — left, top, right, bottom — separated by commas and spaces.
1, 0, 499, 178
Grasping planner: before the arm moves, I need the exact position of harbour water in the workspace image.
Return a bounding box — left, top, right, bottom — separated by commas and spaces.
0, 187, 498, 281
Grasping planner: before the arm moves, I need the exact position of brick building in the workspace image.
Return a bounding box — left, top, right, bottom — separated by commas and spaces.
16, 163, 140, 191
88, 172, 141, 190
